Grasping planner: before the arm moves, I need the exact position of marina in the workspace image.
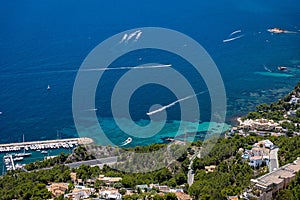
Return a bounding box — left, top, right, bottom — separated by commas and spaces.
1, 137, 93, 174
0, 137, 93, 153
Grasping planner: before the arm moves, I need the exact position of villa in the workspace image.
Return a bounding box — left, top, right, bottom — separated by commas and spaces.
289, 96, 299, 104
242, 140, 272, 168
48, 182, 69, 197
205, 165, 217, 173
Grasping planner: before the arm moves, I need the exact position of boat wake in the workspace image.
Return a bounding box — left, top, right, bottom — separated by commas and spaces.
263, 65, 272, 72
119, 137, 132, 146
229, 30, 242, 37
223, 34, 244, 43
146, 91, 207, 116
82, 64, 172, 72
85, 108, 98, 112
119, 30, 143, 44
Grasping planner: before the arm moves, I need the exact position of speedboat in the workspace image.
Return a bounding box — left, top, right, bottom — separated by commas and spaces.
278, 66, 287, 71
14, 152, 32, 157
267, 28, 287, 33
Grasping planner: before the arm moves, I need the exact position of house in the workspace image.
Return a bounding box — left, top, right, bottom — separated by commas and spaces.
149, 183, 160, 189
175, 192, 193, 200
70, 172, 77, 183
157, 185, 170, 193
205, 165, 216, 173
260, 140, 274, 149
73, 185, 94, 196
249, 156, 263, 168
251, 158, 300, 200
64, 191, 90, 200
227, 196, 238, 200
287, 110, 298, 116
136, 184, 150, 192
100, 190, 122, 200
98, 175, 122, 185
48, 183, 69, 197
289, 97, 299, 104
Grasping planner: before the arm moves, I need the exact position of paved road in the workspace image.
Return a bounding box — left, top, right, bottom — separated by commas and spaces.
187, 168, 194, 186
66, 157, 118, 169
33, 156, 118, 172
269, 148, 279, 172
187, 149, 201, 186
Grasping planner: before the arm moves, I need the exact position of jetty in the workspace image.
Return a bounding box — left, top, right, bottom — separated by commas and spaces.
0, 137, 93, 153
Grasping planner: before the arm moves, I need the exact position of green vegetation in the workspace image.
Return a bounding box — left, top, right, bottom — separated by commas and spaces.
243, 82, 300, 123
1, 134, 300, 199
25, 146, 95, 170
271, 136, 300, 166
0, 165, 71, 200
189, 136, 256, 199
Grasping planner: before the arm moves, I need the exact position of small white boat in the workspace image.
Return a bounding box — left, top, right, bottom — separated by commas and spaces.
14, 152, 32, 157
278, 66, 288, 71
41, 150, 48, 154
13, 157, 24, 161
47, 85, 51, 90
120, 137, 133, 146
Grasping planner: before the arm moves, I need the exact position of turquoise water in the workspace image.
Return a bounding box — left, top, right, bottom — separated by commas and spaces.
0, 0, 299, 147
0, 148, 73, 175
254, 72, 294, 77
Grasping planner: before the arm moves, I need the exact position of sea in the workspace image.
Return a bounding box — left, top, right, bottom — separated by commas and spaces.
0, 0, 300, 149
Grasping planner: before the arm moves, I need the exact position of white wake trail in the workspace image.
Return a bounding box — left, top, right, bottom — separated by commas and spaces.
223, 34, 244, 43
119, 137, 132, 146
134, 31, 142, 41
126, 30, 141, 42
81, 64, 172, 72
146, 91, 207, 116
263, 65, 272, 72
229, 30, 242, 37
119, 33, 128, 43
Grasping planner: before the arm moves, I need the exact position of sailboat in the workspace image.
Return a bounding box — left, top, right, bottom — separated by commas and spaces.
14, 134, 32, 157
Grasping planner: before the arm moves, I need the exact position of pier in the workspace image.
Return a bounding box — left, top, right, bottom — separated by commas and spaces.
0, 137, 93, 153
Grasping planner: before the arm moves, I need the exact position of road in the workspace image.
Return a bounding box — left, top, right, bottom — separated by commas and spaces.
187, 168, 194, 186
66, 156, 118, 168
269, 148, 279, 172
187, 149, 201, 186
33, 156, 118, 172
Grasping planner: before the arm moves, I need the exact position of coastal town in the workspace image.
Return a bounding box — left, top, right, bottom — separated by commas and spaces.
1, 0, 299, 199
0, 83, 299, 199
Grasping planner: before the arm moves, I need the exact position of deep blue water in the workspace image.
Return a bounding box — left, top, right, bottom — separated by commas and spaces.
0, 0, 300, 146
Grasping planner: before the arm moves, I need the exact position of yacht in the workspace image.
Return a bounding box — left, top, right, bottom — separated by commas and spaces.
14, 152, 32, 157
278, 66, 288, 71
267, 28, 287, 33
41, 150, 48, 154
13, 157, 24, 161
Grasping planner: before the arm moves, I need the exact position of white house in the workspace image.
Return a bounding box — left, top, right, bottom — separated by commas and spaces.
249, 156, 263, 168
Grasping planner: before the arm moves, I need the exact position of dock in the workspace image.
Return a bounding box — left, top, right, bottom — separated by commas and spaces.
0, 137, 93, 153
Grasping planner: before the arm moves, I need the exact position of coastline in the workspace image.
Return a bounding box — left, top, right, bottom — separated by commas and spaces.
0, 137, 93, 150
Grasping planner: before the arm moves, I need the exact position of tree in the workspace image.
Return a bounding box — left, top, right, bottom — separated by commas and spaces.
175, 172, 187, 185
164, 193, 178, 200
